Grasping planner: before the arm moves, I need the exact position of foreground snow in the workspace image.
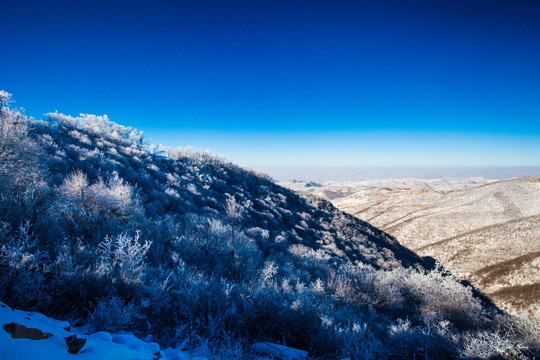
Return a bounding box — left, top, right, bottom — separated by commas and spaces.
0, 301, 311, 360
0, 301, 188, 360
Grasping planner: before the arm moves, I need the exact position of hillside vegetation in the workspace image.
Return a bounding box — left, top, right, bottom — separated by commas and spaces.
1, 95, 539, 359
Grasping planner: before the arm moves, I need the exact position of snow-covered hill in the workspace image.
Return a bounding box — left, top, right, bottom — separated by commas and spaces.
1, 94, 540, 359
283, 178, 540, 315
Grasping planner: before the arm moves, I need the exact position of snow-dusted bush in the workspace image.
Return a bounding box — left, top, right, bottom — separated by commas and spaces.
0, 108, 48, 224
0, 222, 51, 308
168, 145, 225, 166
55, 170, 144, 240
386, 318, 458, 360
89, 296, 142, 332
87, 172, 142, 218
97, 231, 150, 284
338, 323, 386, 360
460, 330, 525, 359
404, 265, 487, 329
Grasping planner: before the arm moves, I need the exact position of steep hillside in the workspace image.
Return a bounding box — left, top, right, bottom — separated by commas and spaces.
289, 178, 540, 315
33, 112, 422, 271
1, 100, 539, 359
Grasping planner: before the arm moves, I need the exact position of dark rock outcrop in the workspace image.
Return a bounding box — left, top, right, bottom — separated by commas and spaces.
65, 334, 87, 354
3, 323, 53, 340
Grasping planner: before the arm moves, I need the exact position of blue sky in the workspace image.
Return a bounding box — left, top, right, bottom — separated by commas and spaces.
1, 0, 539, 168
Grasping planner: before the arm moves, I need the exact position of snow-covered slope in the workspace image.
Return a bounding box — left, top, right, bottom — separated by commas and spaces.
283, 178, 540, 315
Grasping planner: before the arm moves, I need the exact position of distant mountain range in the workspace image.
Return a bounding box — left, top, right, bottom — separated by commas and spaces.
281, 177, 540, 316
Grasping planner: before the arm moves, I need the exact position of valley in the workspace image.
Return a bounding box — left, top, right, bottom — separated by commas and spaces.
281, 177, 540, 316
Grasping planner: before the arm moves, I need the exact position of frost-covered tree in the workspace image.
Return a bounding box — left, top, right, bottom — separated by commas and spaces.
0, 90, 12, 111
0, 106, 47, 223
224, 194, 244, 224
59, 170, 89, 203
223, 194, 245, 241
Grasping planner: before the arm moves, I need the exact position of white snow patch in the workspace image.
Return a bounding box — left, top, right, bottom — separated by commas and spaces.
0, 301, 189, 360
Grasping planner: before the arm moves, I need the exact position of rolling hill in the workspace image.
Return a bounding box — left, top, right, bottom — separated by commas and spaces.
283, 178, 540, 316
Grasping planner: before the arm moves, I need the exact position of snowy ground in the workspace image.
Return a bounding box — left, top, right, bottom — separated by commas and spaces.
0, 301, 188, 360
0, 301, 310, 360
279, 177, 498, 200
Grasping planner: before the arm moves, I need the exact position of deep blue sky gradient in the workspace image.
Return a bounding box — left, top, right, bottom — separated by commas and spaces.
1, 0, 539, 167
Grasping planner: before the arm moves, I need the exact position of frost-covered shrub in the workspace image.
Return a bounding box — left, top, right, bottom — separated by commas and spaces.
87, 173, 142, 219
338, 323, 386, 360
247, 287, 324, 351
483, 313, 540, 359
89, 296, 142, 332
288, 244, 333, 280
369, 269, 407, 311
168, 146, 225, 166
386, 319, 458, 360
404, 266, 486, 329
55, 171, 144, 240
460, 330, 525, 360
97, 231, 150, 284
0, 222, 51, 308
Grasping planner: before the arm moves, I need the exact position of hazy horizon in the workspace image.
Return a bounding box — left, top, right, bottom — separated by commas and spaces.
257, 165, 540, 182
